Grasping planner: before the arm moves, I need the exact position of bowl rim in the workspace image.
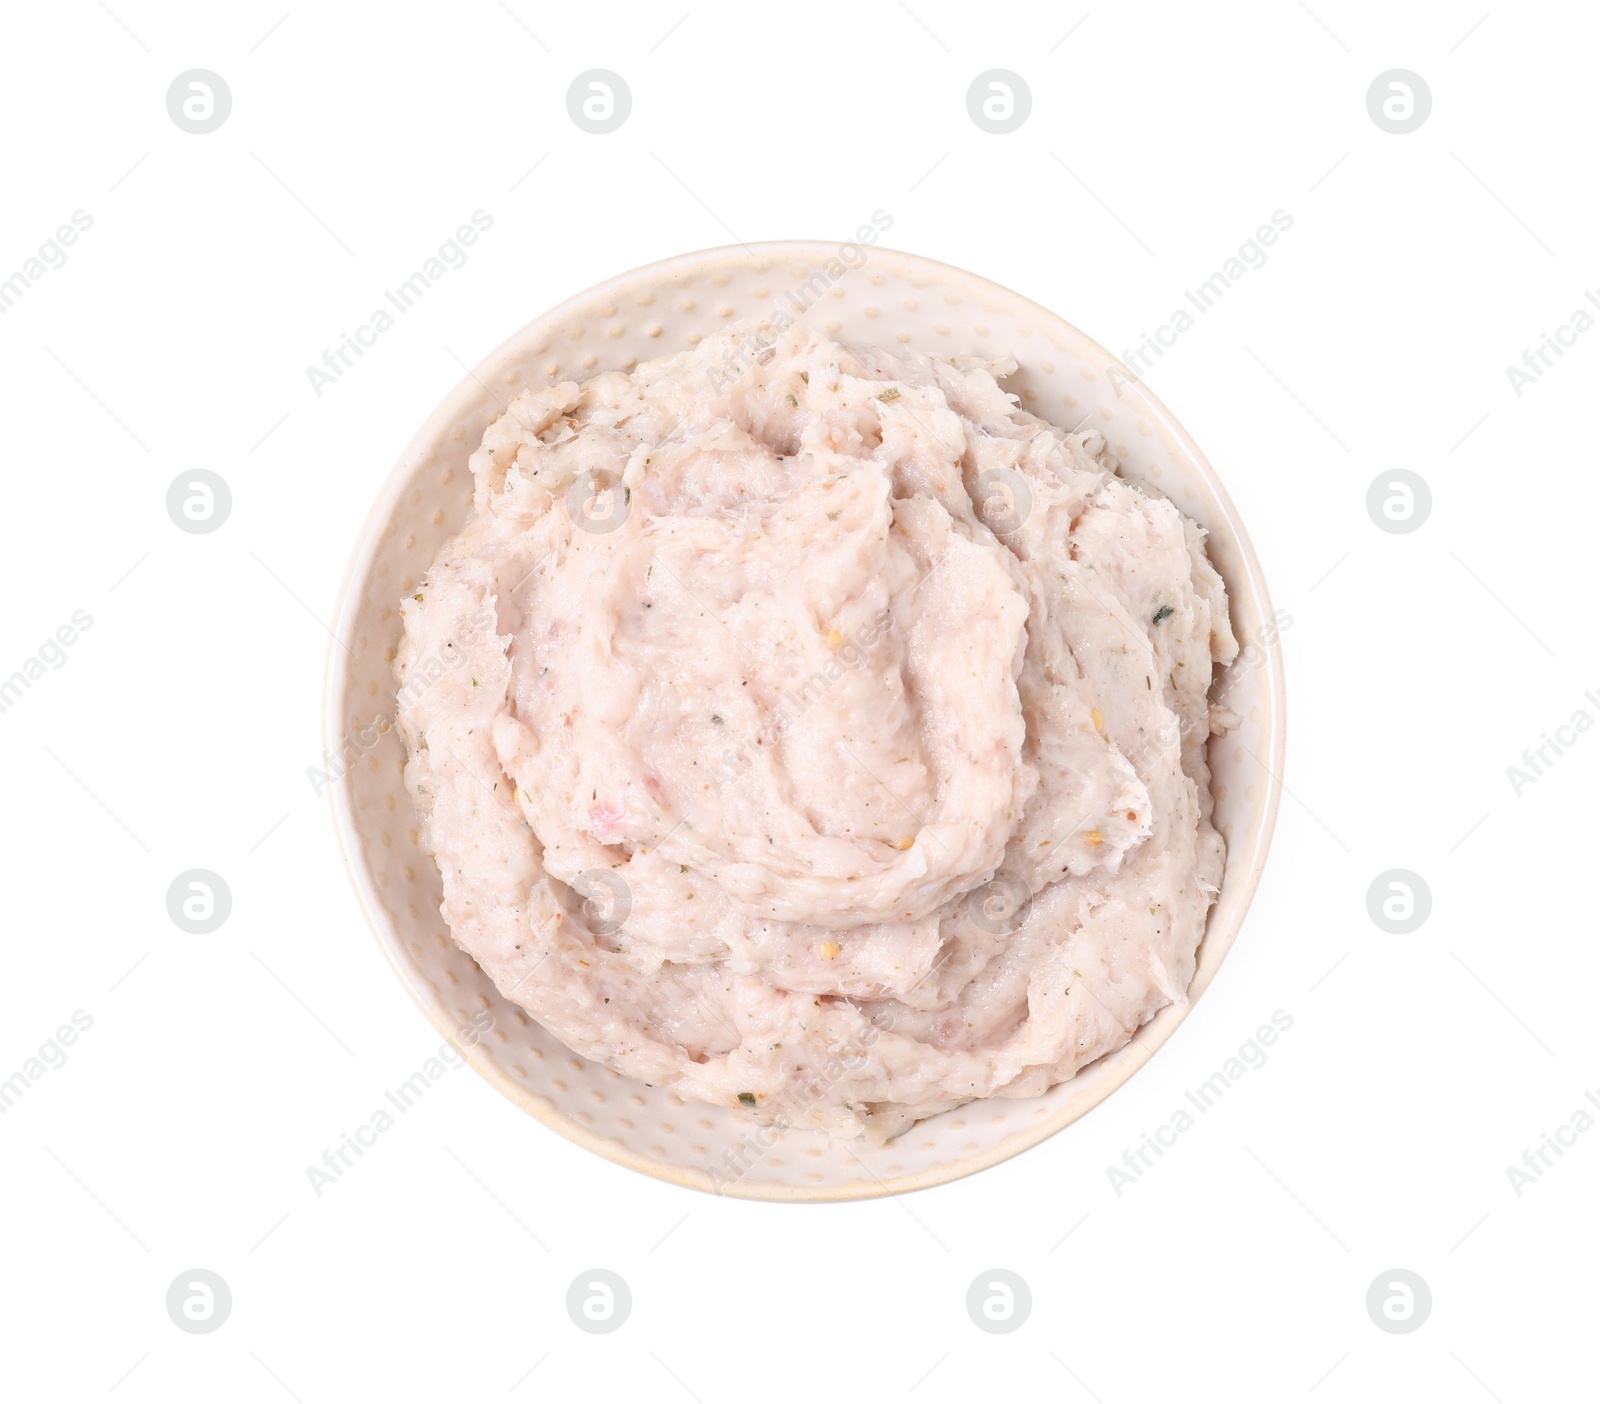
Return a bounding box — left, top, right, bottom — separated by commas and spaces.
324, 239, 1286, 1202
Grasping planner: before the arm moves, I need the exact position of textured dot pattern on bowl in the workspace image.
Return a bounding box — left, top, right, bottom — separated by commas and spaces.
326, 242, 1285, 1202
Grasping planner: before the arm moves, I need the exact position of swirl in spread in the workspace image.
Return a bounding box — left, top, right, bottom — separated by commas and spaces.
396, 325, 1237, 1141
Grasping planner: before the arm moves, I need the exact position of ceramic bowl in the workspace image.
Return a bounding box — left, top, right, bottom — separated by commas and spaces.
325, 241, 1285, 1201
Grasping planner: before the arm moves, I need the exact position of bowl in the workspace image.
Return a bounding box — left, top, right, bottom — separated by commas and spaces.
325, 241, 1285, 1201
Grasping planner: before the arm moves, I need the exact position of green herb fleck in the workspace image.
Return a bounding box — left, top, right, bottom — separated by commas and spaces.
711, 714, 723, 725
737, 1091, 757, 1106
1152, 605, 1174, 624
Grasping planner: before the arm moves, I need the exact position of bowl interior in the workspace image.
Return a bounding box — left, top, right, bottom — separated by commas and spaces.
326, 242, 1284, 1201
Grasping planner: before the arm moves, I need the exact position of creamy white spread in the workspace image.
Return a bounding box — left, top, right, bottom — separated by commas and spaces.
396, 325, 1238, 1141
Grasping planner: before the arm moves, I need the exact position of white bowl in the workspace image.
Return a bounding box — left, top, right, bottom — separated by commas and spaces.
325, 242, 1285, 1202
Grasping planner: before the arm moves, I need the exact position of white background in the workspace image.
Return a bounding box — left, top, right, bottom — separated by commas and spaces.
2, 0, 1595, 1399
